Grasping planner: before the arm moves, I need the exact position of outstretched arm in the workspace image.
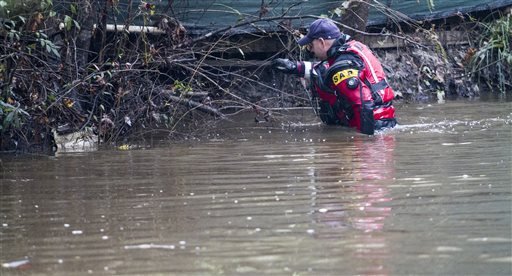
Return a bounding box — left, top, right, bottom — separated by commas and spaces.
271, 59, 313, 80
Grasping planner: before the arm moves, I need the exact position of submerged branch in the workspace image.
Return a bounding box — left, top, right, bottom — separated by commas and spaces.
162, 91, 225, 118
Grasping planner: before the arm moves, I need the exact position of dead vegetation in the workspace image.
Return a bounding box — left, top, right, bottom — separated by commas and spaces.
1, 1, 510, 153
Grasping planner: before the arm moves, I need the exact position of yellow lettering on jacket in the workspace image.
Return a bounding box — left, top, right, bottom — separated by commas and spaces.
332, 69, 359, 86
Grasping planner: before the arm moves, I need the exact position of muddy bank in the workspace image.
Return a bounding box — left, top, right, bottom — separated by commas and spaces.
252, 13, 512, 105
243, 45, 497, 110
0, 42, 506, 154
378, 45, 481, 101
1, 9, 510, 154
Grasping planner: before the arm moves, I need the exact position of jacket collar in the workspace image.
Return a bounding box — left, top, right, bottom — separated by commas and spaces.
326, 36, 352, 59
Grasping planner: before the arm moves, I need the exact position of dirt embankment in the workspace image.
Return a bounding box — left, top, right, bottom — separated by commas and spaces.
1, 11, 510, 154
247, 43, 489, 112
377, 45, 482, 102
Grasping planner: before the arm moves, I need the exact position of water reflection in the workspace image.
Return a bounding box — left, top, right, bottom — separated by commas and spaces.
302, 135, 394, 275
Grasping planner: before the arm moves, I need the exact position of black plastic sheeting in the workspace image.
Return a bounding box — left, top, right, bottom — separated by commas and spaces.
369, 0, 512, 25
104, 0, 512, 35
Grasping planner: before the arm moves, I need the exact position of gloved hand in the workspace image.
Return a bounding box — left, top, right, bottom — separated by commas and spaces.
272, 58, 305, 77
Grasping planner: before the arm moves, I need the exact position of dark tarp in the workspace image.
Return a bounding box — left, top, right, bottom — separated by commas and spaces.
107, 0, 512, 35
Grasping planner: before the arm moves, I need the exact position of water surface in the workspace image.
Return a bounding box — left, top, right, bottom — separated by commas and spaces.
1, 100, 511, 275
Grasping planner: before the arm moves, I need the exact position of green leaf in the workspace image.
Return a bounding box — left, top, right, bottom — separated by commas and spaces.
70, 4, 77, 15
64, 15, 72, 31
18, 108, 29, 117
13, 115, 21, 128
3, 110, 14, 127
51, 47, 60, 58
41, 0, 53, 9
73, 20, 81, 30
0, 100, 14, 109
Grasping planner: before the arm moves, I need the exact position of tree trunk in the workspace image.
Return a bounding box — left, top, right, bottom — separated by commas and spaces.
339, 0, 370, 43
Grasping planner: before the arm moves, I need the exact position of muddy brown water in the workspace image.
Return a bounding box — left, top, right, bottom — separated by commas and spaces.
1, 100, 511, 275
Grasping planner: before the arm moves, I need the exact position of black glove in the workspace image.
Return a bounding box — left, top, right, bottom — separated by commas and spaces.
272, 58, 305, 77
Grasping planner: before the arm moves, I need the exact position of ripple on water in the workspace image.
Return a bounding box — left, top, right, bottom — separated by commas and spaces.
0, 101, 510, 275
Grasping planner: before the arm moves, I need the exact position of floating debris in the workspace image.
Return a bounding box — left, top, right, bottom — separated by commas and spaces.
2, 258, 31, 270
124, 244, 176, 250
318, 208, 328, 213
118, 144, 130, 150
52, 128, 98, 153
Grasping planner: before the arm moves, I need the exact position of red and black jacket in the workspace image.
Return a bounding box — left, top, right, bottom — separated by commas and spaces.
310, 38, 397, 134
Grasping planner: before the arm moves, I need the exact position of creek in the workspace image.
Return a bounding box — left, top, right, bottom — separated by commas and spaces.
1, 99, 511, 275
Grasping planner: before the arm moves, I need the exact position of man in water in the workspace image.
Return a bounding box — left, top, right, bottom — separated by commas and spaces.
272, 18, 397, 135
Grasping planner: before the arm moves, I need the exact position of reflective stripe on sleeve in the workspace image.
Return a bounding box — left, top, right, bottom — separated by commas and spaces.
304, 61, 312, 80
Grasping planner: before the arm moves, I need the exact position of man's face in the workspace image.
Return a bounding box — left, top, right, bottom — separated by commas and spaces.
307, 38, 328, 60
